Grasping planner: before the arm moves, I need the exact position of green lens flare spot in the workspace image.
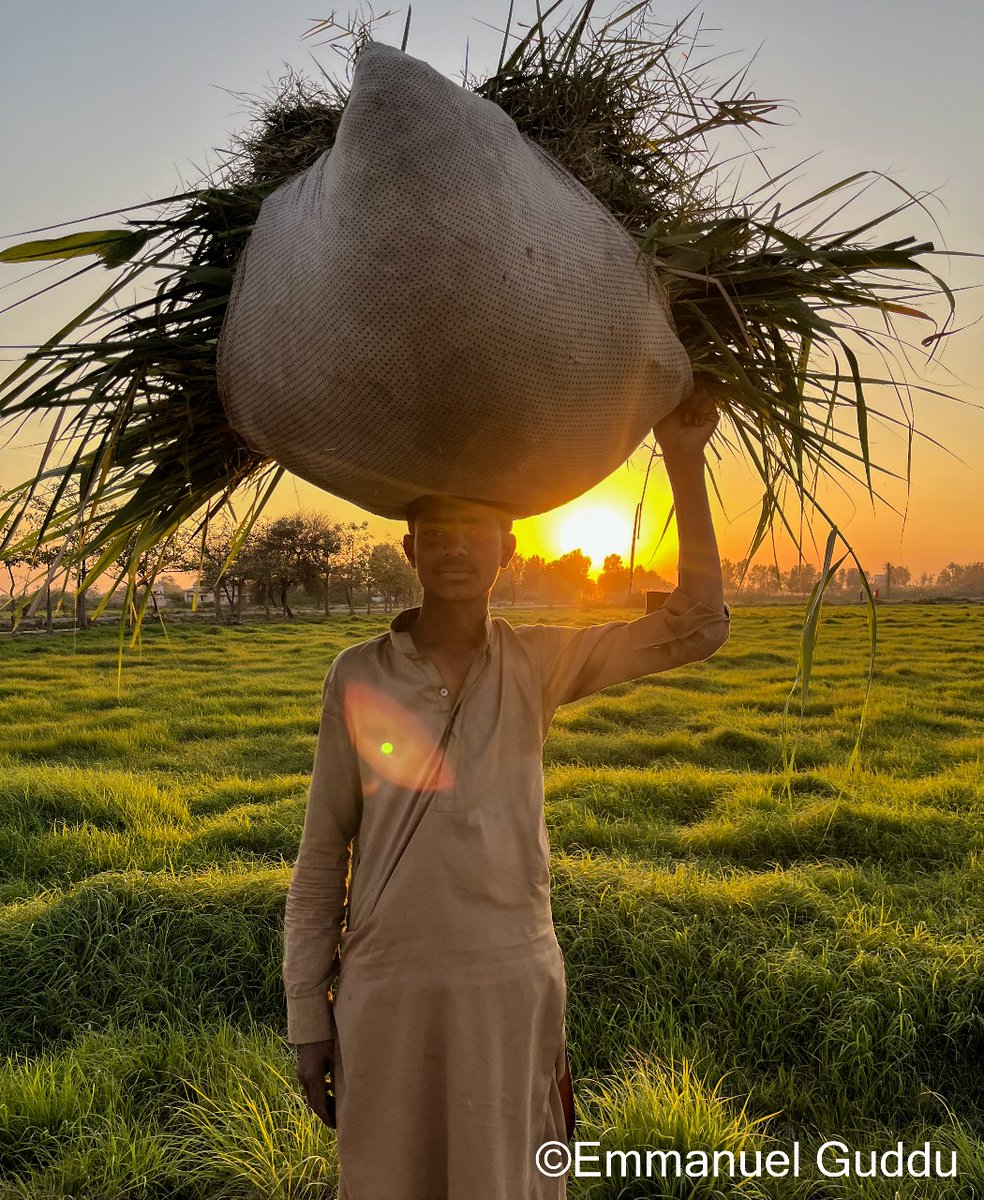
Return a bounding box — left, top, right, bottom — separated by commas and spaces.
380, 742, 394, 755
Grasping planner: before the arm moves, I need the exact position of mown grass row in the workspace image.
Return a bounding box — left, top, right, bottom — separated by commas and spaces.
1, 604, 982, 1198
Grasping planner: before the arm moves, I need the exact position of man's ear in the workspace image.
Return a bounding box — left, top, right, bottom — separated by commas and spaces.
402, 531, 416, 566
500, 531, 517, 568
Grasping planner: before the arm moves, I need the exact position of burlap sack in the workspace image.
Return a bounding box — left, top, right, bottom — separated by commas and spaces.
216, 41, 693, 521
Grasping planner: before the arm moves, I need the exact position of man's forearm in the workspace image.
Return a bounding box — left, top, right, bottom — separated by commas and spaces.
284, 690, 362, 1046
664, 449, 725, 614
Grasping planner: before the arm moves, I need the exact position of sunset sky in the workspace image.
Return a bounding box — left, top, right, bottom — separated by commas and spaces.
1, 1, 981, 580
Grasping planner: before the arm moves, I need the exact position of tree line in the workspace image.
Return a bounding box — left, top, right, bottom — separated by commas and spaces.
2, 494, 982, 632
721, 559, 984, 599
1, 504, 418, 630
149, 514, 420, 622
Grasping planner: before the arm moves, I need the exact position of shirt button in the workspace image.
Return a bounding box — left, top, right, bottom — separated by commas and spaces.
440, 687, 449, 697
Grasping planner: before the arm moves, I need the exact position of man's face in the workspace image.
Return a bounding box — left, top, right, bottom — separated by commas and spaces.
402, 498, 516, 602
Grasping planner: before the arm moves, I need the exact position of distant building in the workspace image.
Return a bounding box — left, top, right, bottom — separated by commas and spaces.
184, 588, 215, 605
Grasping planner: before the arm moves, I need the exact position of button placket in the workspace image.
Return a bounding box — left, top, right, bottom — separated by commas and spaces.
411, 655, 453, 711
431, 646, 490, 813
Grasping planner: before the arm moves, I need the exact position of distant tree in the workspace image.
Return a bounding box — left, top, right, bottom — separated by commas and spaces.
367, 542, 418, 612
110, 529, 185, 627
175, 516, 252, 623
746, 563, 780, 594
334, 521, 372, 615
54, 478, 95, 629
843, 566, 862, 596
308, 514, 345, 615
30, 479, 95, 629
631, 565, 674, 595
0, 488, 75, 631
962, 563, 983, 592
785, 562, 819, 593
1, 539, 28, 630
719, 558, 740, 595
243, 514, 326, 619
882, 562, 912, 597
518, 554, 549, 604
937, 562, 984, 594
492, 552, 521, 606
545, 549, 592, 604
597, 553, 630, 602
71, 543, 92, 629
158, 575, 186, 605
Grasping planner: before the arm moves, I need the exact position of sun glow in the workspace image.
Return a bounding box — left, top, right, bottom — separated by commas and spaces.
552, 504, 635, 574
512, 458, 680, 579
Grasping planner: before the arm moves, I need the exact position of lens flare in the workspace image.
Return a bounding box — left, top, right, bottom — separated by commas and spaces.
342, 682, 454, 790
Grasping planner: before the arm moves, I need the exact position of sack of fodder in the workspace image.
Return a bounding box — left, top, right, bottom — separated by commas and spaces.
216, 41, 692, 521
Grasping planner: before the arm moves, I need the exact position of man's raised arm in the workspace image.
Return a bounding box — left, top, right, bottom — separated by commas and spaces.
518, 384, 730, 715
657, 384, 726, 616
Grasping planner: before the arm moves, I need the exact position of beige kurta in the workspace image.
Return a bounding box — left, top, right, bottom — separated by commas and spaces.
283, 587, 731, 1200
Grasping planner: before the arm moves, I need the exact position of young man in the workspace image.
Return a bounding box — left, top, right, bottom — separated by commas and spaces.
285, 388, 730, 1199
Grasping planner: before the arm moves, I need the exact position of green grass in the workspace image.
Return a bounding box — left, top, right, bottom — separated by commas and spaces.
0, 604, 982, 1198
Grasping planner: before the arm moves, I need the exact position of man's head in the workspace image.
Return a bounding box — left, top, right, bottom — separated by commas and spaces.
402, 494, 517, 602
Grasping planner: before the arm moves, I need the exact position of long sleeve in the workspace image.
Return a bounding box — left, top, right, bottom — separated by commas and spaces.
283, 669, 363, 1045
525, 585, 730, 717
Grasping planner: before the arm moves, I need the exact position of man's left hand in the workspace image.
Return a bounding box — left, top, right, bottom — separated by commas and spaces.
653, 382, 721, 460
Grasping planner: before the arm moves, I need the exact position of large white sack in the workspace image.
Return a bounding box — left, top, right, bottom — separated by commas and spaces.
216, 40, 693, 521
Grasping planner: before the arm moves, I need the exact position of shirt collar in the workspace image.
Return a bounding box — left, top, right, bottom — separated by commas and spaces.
389, 606, 495, 659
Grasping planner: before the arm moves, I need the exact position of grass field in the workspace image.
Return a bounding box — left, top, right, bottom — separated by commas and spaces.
0, 603, 981, 1199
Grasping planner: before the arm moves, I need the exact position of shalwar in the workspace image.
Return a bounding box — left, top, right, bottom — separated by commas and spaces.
283, 586, 730, 1199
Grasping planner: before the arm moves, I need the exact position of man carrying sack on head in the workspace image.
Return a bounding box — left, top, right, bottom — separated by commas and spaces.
283, 384, 731, 1200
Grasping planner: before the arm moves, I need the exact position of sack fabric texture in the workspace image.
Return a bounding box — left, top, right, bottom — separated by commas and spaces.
217, 40, 693, 521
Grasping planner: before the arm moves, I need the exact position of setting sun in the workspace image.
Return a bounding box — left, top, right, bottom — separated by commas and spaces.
552, 504, 635, 574
513, 461, 680, 579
